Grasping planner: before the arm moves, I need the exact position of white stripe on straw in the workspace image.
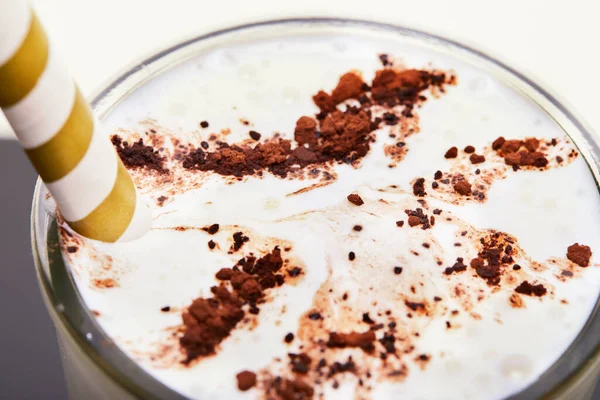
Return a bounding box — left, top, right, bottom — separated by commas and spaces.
0, 0, 30, 65
4, 48, 76, 147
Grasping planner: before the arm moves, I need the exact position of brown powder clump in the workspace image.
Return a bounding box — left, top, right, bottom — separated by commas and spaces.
515, 281, 547, 297
318, 109, 371, 161
493, 137, 549, 168
111, 135, 168, 173
180, 247, 291, 364
453, 181, 472, 196
294, 116, 318, 147
183, 108, 372, 178
567, 243, 592, 267
259, 141, 291, 165
182, 140, 293, 178
500, 140, 523, 154
470, 258, 484, 269
312, 90, 336, 113
215, 268, 234, 280
232, 232, 249, 251
444, 258, 468, 275
492, 137, 506, 150
180, 288, 245, 363
290, 147, 317, 164
249, 130, 261, 141
471, 232, 516, 285
469, 154, 485, 164
203, 223, 220, 235
412, 178, 426, 197
312, 66, 453, 113
445, 147, 458, 159
523, 138, 540, 152
504, 151, 548, 168
331, 72, 366, 104
371, 69, 424, 106
408, 216, 421, 227
236, 370, 257, 391
347, 193, 364, 206
405, 208, 432, 229
289, 353, 312, 374
266, 377, 314, 400
326, 330, 376, 352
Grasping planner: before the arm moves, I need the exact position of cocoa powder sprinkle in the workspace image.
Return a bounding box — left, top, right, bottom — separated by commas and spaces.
236, 371, 257, 391
444, 147, 458, 159
249, 130, 261, 141
453, 181, 472, 196
347, 194, 364, 206
515, 281, 547, 297
180, 247, 289, 364
112, 136, 168, 173
567, 243, 592, 267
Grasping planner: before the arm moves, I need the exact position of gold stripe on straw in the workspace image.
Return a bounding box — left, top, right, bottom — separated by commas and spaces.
68, 160, 136, 242
0, 12, 48, 107
25, 89, 93, 182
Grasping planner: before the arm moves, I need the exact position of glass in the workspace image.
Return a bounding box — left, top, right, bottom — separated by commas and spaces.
32, 18, 600, 399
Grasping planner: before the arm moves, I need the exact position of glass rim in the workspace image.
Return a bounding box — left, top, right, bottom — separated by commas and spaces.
31, 17, 600, 400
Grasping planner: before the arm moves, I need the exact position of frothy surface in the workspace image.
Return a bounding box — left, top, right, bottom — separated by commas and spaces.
59, 33, 600, 399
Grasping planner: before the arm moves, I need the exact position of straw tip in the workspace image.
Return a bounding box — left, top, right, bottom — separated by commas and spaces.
116, 197, 152, 242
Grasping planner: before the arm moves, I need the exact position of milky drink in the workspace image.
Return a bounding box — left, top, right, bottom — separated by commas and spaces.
56, 31, 600, 400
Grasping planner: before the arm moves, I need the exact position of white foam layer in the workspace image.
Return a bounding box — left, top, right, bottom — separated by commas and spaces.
63, 33, 600, 400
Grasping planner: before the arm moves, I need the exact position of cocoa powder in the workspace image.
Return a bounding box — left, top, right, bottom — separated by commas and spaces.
444, 147, 458, 159
249, 130, 261, 141
492, 137, 505, 150
236, 370, 257, 391
178, 65, 454, 180
412, 178, 426, 197
180, 247, 292, 364
112, 136, 168, 173
453, 181, 472, 196
405, 208, 432, 229
294, 116, 318, 147
330, 72, 366, 104
515, 281, 547, 297
567, 243, 592, 267
347, 194, 364, 206
471, 232, 515, 285
469, 154, 485, 164
493, 137, 549, 168
179, 288, 244, 363
183, 108, 372, 178
326, 330, 376, 352
266, 377, 314, 400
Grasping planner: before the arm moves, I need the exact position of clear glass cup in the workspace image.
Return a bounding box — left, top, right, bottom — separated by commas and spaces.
31, 18, 600, 399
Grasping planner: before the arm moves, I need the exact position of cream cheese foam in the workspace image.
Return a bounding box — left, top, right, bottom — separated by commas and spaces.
58, 32, 600, 399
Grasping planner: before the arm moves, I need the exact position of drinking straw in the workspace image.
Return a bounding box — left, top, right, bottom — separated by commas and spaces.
0, 0, 151, 242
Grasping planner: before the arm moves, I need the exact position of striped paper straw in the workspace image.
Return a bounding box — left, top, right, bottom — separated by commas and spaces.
0, 0, 150, 242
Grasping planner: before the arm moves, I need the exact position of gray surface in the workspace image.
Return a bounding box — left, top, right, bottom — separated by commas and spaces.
0, 137, 599, 400
0, 140, 67, 399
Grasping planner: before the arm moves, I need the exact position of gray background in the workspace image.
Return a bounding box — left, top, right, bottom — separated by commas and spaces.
0, 138, 599, 399
0, 140, 67, 399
